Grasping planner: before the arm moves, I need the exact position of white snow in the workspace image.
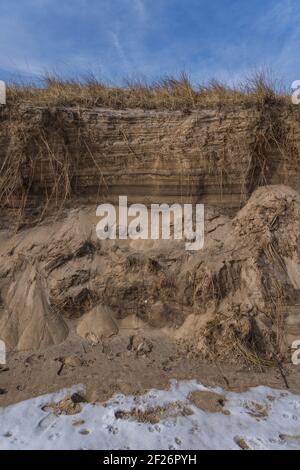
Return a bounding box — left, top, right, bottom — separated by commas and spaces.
0, 380, 300, 450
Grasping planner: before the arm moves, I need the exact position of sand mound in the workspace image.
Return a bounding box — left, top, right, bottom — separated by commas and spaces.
0, 185, 299, 363
0, 265, 68, 351
180, 185, 300, 363
76, 305, 118, 343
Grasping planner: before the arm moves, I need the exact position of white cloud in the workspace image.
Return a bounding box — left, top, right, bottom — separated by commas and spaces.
110, 31, 131, 73
134, 0, 146, 21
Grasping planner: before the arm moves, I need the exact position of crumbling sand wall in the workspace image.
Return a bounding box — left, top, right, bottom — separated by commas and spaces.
0, 185, 299, 365
0, 103, 300, 221
0, 102, 300, 365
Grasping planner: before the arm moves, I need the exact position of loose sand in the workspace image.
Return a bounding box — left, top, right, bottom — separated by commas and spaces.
0, 185, 299, 405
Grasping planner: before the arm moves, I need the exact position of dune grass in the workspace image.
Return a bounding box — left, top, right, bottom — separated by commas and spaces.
5, 71, 288, 110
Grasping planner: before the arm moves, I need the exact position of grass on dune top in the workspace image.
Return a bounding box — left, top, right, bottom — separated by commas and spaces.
4, 72, 290, 110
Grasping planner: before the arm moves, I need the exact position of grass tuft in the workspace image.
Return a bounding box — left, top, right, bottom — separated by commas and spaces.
4, 71, 288, 110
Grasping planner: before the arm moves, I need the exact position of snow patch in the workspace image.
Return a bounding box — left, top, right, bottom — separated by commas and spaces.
0, 380, 300, 450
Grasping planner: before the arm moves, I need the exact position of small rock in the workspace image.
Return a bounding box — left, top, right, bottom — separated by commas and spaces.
46, 394, 86, 416
79, 429, 90, 435
234, 436, 250, 450
64, 356, 83, 368
71, 392, 87, 404
129, 335, 153, 356
72, 419, 85, 427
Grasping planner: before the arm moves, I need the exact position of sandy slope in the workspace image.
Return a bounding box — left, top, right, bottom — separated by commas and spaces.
0, 184, 300, 407
0, 185, 299, 361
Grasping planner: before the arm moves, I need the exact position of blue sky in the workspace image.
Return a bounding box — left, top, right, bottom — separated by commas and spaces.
0, 0, 299, 86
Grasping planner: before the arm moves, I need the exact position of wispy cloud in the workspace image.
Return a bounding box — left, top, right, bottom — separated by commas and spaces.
134, 0, 146, 21
110, 31, 131, 73
0, 0, 299, 85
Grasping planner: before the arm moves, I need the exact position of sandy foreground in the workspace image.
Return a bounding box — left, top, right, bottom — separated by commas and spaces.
0, 185, 300, 449
1, 379, 300, 450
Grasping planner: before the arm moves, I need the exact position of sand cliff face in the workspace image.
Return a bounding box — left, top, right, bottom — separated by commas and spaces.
0, 103, 300, 218
0, 103, 299, 366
